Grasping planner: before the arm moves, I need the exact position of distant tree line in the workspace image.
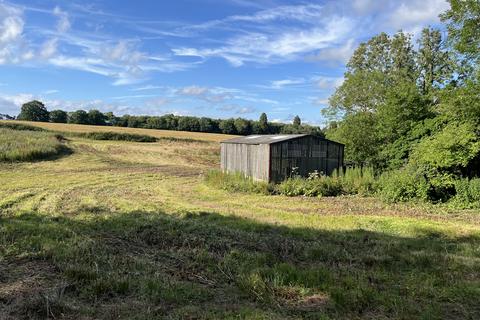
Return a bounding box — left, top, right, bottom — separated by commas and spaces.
15, 101, 323, 136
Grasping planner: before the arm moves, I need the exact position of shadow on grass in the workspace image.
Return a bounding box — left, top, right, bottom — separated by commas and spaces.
1, 210, 479, 319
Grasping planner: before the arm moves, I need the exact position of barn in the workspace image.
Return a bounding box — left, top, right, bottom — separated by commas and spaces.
220, 134, 344, 183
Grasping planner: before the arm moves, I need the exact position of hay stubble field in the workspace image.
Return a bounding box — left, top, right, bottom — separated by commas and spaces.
0, 121, 479, 319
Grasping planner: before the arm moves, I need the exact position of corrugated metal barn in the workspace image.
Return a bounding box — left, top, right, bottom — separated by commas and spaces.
221, 134, 344, 183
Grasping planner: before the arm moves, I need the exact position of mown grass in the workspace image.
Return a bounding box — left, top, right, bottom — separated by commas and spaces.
0, 128, 69, 162
0, 126, 479, 319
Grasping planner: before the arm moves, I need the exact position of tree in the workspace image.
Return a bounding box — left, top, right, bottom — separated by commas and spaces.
293, 115, 301, 126
17, 100, 49, 122
417, 28, 452, 95
234, 118, 251, 135
441, 0, 480, 58
259, 113, 269, 133
219, 118, 236, 134
88, 109, 106, 125
104, 112, 118, 125
68, 110, 89, 124
326, 112, 381, 167
49, 110, 68, 123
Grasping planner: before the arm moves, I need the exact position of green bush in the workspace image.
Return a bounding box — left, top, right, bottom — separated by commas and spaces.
451, 178, 480, 208
333, 167, 377, 195
71, 131, 157, 142
377, 167, 430, 203
275, 176, 343, 197
0, 122, 46, 131
204, 170, 271, 194
0, 128, 69, 162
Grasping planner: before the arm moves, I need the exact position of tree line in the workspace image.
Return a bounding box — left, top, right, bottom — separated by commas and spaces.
325, 0, 480, 202
14, 100, 321, 136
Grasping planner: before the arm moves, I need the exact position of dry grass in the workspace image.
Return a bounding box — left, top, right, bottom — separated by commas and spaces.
0, 126, 479, 319
1, 120, 238, 142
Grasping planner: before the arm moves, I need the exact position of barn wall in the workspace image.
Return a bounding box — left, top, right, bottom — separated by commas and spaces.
269, 136, 344, 182
221, 143, 270, 181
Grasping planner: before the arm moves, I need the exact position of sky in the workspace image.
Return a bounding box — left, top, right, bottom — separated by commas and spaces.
0, 0, 449, 125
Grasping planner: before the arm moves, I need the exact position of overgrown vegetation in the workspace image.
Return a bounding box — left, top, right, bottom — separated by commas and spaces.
0, 122, 47, 131
324, 0, 480, 205
205, 170, 271, 194
69, 131, 158, 142
0, 128, 68, 162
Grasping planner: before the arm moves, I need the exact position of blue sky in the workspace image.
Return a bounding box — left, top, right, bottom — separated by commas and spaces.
0, 0, 448, 125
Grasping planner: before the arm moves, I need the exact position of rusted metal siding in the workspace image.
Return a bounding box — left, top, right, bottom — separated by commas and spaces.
221, 135, 344, 183
221, 143, 270, 181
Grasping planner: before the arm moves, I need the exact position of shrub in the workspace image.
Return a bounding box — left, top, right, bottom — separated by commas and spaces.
72, 132, 157, 142
377, 167, 430, 203
276, 176, 343, 197
0, 128, 69, 162
204, 170, 271, 194
451, 178, 480, 208
0, 122, 46, 131
333, 167, 377, 195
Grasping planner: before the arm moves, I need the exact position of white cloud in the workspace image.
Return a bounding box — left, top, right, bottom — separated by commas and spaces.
53, 6, 71, 33
271, 79, 305, 89
312, 76, 344, 90
307, 39, 356, 65
131, 85, 163, 91
177, 85, 208, 96
174, 14, 354, 66
40, 38, 58, 59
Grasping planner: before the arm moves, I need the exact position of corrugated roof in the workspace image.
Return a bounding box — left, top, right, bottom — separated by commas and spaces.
221, 134, 310, 145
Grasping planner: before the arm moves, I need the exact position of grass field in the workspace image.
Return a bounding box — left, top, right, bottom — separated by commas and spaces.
1, 120, 237, 142
0, 123, 479, 319
0, 128, 69, 162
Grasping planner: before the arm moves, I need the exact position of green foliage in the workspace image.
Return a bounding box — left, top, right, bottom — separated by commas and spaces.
68, 110, 89, 124
441, 0, 480, 57
275, 176, 343, 197
0, 128, 68, 162
410, 121, 480, 182
72, 131, 157, 142
87, 109, 106, 125
276, 167, 376, 197
259, 113, 268, 133
17, 100, 50, 122
326, 112, 381, 167
292, 115, 301, 126
333, 167, 377, 196
49, 109, 68, 123
377, 167, 430, 203
451, 178, 480, 208
0, 122, 46, 131
204, 170, 271, 194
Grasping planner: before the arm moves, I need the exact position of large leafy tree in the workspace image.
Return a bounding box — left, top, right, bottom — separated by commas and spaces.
68, 110, 89, 124
17, 100, 49, 122
49, 109, 68, 123
417, 28, 453, 95
88, 109, 106, 125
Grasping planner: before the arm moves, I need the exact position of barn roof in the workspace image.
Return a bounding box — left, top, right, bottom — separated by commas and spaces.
221, 134, 310, 145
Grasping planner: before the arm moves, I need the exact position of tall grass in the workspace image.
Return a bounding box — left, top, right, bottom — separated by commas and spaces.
204, 170, 271, 194
0, 128, 69, 162
67, 131, 158, 142
0, 122, 46, 131
276, 167, 377, 197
